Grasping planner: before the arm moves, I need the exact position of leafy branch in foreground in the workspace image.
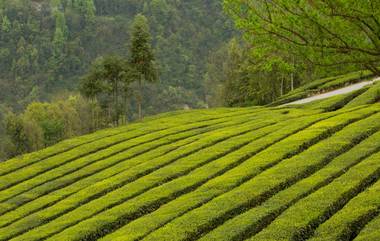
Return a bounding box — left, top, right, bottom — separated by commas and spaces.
224, 0, 380, 74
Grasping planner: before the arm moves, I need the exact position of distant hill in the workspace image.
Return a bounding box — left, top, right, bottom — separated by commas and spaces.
0, 0, 238, 163
1, 88, 380, 240
0, 0, 234, 113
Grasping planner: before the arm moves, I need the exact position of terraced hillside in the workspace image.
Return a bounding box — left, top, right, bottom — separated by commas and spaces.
1, 85, 380, 240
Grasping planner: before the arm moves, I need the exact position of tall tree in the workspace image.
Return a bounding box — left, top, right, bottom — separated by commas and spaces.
80, 55, 132, 125
224, 0, 380, 75
51, 10, 68, 79
1, 15, 10, 33
129, 14, 157, 120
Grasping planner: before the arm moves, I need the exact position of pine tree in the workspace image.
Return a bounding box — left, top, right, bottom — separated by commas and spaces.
13, 37, 29, 77
48, 9, 68, 81
129, 14, 157, 120
52, 11, 68, 60
71, 0, 95, 24
1, 15, 10, 32
84, 0, 96, 22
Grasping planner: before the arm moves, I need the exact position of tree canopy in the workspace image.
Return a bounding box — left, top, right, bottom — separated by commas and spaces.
129, 14, 157, 119
80, 55, 134, 125
224, 0, 380, 74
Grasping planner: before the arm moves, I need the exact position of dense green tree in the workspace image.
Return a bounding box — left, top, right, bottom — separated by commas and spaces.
3, 95, 102, 159
82, 0, 96, 23
129, 14, 157, 119
1, 15, 10, 32
81, 55, 133, 125
70, 0, 96, 24
5, 113, 28, 156
13, 37, 29, 77
51, 10, 68, 74
205, 37, 304, 106
224, 0, 380, 74
22, 102, 65, 147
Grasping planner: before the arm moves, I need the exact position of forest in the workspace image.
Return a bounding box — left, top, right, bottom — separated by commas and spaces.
0, 0, 235, 160
0, 0, 378, 160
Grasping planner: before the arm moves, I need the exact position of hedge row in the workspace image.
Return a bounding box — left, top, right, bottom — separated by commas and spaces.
0, 110, 284, 241
0, 118, 253, 220
345, 81, 380, 108
0, 108, 241, 177
354, 213, 380, 241
0, 123, 211, 199
139, 108, 379, 241
44, 108, 372, 241
200, 127, 380, 241
13, 110, 331, 241
250, 116, 380, 241
318, 70, 373, 91
0, 108, 260, 202
302, 88, 369, 112
309, 177, 380, 241
0, 109, 274, 228
98, 112, 338, 241
0, 109, 264, 209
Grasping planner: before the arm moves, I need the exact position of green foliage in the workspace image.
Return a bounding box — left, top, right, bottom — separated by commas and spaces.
224, 0, 380, 74
309, 172, 380, 241
138, 108, 377, 241
354, 212, 380, 241
205, 38, 300, 107
248, 113, 380, 240
300, 88, 368, 112
345, 81, 380, 108
3, 1, 380, 238
129, 14, 156, 83
0, 0, 234, 159
0, 108, 313, 240
52, 10, 68, 63
80, 55, 134, 124
218, 0, 380, 107
3, 95, 102, 158
201, 127, 380, 241
0, 0, 233, 113
5, 113, 28, 156
272, 70, 374, 106
129, 14, 157, 119
0, 15, 10, 32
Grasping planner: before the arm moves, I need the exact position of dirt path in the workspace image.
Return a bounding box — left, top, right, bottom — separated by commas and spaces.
283, 77, 380, 106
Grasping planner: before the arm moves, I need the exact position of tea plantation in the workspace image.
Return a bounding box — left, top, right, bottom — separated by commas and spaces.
1, 75, 380, 240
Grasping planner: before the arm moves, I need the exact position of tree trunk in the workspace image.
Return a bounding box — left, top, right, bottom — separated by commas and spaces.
91, 98, 95, 132
124, 90, 128, 125
115, 79, 119, 126
290, 72, 294, 91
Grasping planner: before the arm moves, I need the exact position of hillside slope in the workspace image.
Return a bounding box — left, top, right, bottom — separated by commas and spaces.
1, 99, 380, 240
